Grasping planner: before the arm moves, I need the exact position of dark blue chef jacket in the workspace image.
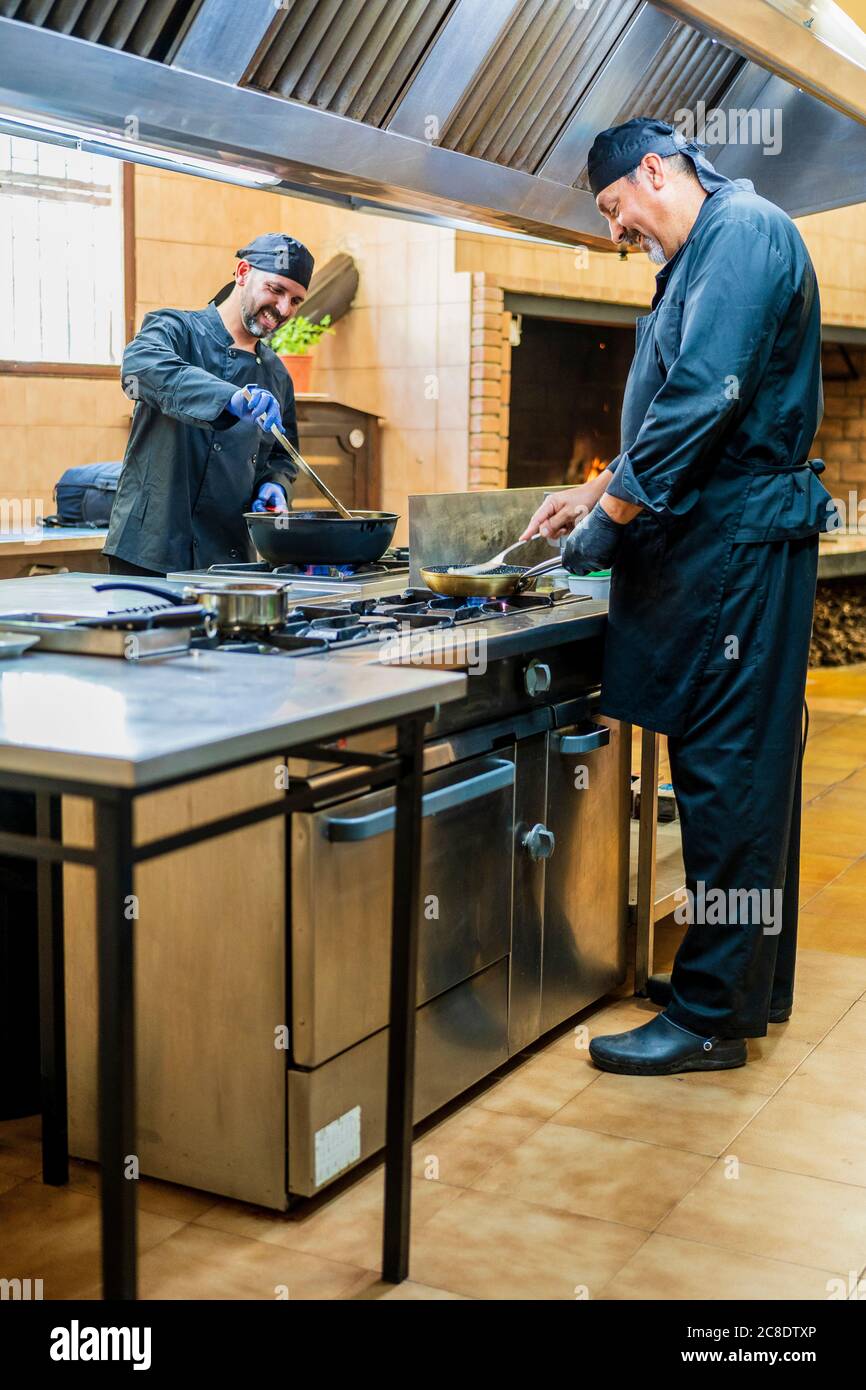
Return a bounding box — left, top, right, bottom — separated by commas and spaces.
104, 303, 298, 574
600, 172, 837, 736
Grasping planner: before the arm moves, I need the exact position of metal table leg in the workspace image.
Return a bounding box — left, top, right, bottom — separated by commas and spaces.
94, 795, 137, 1301
382, 711, 426, 1283
36, 794, 68, 1186
634, 727, 659, 995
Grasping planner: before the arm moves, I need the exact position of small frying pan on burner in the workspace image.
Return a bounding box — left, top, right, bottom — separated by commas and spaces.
419, 556, 563, 599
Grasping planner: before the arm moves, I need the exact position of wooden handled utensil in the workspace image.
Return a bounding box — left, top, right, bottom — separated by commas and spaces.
241, 387, 354, 520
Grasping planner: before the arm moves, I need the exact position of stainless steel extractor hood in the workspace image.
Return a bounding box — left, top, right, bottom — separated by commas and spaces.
1, 0, 866, 246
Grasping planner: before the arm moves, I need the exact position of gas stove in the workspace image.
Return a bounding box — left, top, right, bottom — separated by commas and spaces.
190, 587, 579, 659
175, 547, 411, 590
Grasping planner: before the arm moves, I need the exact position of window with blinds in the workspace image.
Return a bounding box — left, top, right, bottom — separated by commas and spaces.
0, 135, 124, 365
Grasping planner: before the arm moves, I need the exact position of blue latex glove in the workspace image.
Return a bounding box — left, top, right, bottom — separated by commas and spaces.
227, 384, 283, 435
562, 503, 626, 575
251, 483, 288, 513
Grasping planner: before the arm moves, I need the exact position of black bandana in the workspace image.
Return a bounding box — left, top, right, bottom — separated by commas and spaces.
587, 117, 732, 199
212, 232, 315, 306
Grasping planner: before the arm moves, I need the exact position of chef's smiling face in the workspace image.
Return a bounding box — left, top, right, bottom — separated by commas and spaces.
236, 262, 307, 338
597, 166, 669, 266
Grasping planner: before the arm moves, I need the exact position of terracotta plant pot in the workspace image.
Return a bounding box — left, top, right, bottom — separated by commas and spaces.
278, 353, 314, 393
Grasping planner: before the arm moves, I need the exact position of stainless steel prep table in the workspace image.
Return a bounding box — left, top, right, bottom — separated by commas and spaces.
0, 637, 466, 1299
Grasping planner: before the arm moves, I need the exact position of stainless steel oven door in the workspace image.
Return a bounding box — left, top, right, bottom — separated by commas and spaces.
540, 717, 630, 1033
291, 752, 515, 1065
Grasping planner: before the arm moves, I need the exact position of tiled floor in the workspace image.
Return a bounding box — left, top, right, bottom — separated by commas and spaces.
2, 665, 865, 1301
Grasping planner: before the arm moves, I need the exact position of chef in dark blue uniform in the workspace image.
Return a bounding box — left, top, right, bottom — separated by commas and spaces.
104, 232, 315, 576
523, 119, 837, 1076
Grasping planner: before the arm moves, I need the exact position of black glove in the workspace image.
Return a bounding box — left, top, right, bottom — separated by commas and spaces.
562, 504, 626, 575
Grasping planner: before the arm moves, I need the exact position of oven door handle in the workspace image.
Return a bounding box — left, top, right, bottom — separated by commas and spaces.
322, 758, 515, 842
553, 723, 610, 755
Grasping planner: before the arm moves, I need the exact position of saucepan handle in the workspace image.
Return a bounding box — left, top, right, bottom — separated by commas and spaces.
514, 556, 564, 592
93, 582, 184, 606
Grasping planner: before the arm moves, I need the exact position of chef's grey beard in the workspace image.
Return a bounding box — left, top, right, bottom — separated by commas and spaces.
241, 301, 267, 338
622, 230, 667, 265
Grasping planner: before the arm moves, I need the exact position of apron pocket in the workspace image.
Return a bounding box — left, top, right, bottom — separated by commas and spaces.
704, 555, 765, 672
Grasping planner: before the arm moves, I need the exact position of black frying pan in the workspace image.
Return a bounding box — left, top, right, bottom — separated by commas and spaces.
244, 509, 399, 567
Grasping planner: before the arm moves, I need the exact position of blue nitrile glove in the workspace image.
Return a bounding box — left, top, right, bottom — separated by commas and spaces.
251, 483, 288, 513
227, 384, 283, 435
562, 504, 626, 575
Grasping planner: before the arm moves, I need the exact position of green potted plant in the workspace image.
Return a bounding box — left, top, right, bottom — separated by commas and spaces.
267, 314, 335, 393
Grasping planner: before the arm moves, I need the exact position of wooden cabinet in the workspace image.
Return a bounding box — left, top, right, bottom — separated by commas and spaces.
294, 396, 381, 511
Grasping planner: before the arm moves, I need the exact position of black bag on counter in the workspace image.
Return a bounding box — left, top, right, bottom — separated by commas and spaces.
53, 461, 123, 525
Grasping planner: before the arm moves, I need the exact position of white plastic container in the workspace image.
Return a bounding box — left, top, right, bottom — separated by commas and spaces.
567, 570, 611, 599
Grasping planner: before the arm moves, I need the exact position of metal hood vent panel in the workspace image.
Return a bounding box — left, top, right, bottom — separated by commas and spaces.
0, 0, 201, 61
571, 23, 742, 189
439, 0, 640, 174
246, 0, 456, 128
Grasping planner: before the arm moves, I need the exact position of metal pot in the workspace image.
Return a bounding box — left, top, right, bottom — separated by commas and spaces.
244, 509, 399, 568
94, 581, 290, 634
419, 556, 563, 599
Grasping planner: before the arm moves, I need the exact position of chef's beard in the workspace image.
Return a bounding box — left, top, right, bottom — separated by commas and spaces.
622, 229, 667, 265
239, 283, 283, 338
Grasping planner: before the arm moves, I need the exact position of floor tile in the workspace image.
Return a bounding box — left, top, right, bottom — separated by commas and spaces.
659, 1159, 866, 1272
0, 1115, 43, 1180
551, 1072, 770, 1157
66, 1158, 219, 1222
475, 1051, 599, 1120
409, 1188, 646, 1300
599, 1232, 841, 1300
472, 1121, 712, 1229
778, 1040, 866, 1113
195, 1171, 462, 1273
672, 1033, 813, 1096
353, 1279, 467, 1300
735, 1093, 866, 1187
138, 1223, 372, 1301
409, 1105, 542, 1188
0, 1180, 182, 1299
818, 1000, 866, 1053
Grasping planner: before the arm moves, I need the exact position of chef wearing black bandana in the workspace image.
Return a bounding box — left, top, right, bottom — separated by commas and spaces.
104, 232, 315, 576
522, 119, 838, 1076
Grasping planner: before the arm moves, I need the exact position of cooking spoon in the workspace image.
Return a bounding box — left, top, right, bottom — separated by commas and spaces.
447, 502, 591, 575
241, 387, 354, 520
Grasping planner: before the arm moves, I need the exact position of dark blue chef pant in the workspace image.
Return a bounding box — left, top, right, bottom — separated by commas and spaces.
664, 535, 819, 1039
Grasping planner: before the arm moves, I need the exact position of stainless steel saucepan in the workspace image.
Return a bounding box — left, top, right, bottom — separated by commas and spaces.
94, 581, 290, 634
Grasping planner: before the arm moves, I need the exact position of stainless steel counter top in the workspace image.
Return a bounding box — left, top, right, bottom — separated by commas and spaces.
0, 574, 466, 788
0, 649, 466, 788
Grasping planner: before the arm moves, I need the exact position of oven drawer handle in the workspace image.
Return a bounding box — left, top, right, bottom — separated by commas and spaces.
322, 758, 515, 842
554, 723, 610, 755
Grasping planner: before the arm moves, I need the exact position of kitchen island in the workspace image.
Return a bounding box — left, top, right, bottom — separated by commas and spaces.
0, 576, 467, 1299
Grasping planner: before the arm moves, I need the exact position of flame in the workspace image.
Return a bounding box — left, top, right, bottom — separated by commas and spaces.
584, 456, 606, 482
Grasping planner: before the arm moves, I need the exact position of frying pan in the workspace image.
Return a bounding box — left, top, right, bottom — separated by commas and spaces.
244, 509, 400, 568
420, 556, 564, 599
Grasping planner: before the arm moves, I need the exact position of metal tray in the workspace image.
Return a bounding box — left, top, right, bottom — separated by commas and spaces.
0, 613, 192, 660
